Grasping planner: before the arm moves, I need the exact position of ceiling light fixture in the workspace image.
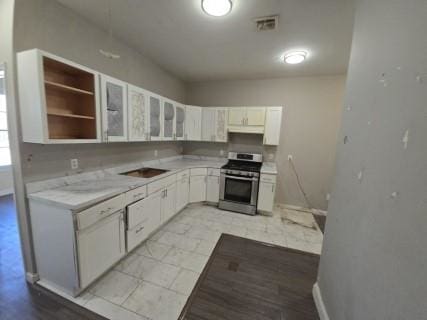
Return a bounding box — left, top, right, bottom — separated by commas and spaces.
202, 0, 232, 17
283, 51, 307, 64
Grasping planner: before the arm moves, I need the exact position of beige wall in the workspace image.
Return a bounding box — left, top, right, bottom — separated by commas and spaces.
186, 76, 345, 210
14, 0, 187, 183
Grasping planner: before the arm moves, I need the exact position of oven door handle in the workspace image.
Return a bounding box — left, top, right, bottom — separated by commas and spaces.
224, 175, 257, 181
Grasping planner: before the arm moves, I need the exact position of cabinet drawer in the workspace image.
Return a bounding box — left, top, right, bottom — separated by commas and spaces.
127, 216, 157, 252
207, 168, 220, 176
260, 174, 277, 184
77, 194, 125, 230
177, 169, 190, 181
147, 174, 176, 194
125, 186, 147, 206
190, 168, 207, 176
127, 196, 154, 229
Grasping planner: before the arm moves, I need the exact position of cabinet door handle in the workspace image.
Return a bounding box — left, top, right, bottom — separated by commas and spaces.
133, 192, 145, 199
135, 226, 145, 234
100, 207, 113, 215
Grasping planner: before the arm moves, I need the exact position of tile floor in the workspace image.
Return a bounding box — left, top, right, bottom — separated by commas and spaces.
42, 204, 323, 320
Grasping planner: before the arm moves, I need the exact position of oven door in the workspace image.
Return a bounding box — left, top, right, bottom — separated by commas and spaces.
220, 174, 259, 206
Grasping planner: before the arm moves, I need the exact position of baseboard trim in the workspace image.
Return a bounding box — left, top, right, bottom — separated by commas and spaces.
0, 188, 14, 197
279, 203, 328, 216
26, 272, 40, 284
313, 282, 330, 320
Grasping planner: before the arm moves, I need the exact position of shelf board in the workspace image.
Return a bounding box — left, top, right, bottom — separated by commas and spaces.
45, 80, 94, 96
47, 112, 95, 120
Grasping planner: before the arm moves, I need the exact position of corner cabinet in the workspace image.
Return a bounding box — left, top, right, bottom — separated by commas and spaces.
100, 75, 128, 142
17, 49, 101, 144
127, 84, 149, 142
201, 107, 228, 143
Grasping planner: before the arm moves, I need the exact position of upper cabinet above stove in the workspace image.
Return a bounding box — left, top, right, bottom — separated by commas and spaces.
228, 107, 266, 134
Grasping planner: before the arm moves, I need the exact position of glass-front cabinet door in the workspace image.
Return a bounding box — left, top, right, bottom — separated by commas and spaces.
100, 74, 128, 142
149, 93, 162, 141
162, 98, 175, 141
215, 107, 228, 142
175, 104, 185, 140
127, 84, 148, 141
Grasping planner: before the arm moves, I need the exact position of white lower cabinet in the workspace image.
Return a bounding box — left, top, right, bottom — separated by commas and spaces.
161, 183, 176, 223
176, 175, 190, 212
257, 174, 277, 213
189, 175, 207, 203
206, 175, 220, 203
126, 190, 161, 252
77, 211, 126, 288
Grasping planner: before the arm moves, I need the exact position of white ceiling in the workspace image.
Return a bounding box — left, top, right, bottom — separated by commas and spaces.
56, 0, 355, 82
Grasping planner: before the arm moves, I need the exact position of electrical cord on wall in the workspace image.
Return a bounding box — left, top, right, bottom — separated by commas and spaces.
288, 157, 313, 210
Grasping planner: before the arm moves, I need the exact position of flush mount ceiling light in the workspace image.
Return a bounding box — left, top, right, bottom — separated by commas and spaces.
202, 0, 232, 17
283, 51, 307, 64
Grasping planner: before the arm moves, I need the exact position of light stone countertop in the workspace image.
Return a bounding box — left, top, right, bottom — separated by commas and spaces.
27, 157, 226, 211
261, 162, 278, 175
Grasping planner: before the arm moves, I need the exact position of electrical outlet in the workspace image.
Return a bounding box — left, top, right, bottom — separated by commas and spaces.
268, 153, 274, 160
220, 149, 224, 156
154, 150, 158, 157
288, 154, 293, 161
70, 159, 79, 170
326, 193, 331, 201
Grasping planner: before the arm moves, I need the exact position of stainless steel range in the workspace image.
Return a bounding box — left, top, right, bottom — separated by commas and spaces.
219, 152, 262, 215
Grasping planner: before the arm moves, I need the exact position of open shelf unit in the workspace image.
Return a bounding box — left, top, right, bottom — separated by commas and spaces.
17, 49, 101, 143
43, 57, 97, 140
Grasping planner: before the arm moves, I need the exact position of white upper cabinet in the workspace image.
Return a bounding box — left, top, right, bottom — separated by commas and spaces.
127, 84, 149, 142
100, 75, 128, 142
17, 49, 101, 144
228, 107, 265, 133
202, 107, 228, 142
264, 107, 283, 146
214, 107, 228, 142
162, 98, 176, 141
202, 108, 216, 142
148, 93, 162, 141
185, 105, 202, 141
228, 107, 246, 126
175, 104, 185, 141
246, 107, 266, 126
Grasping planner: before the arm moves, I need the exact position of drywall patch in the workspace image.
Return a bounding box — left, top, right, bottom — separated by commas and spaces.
402, 129, 409, 149
390, 191, 399, 199
357, 170, 364, 182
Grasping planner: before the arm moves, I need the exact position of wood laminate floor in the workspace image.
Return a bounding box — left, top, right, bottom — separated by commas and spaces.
179, 233, 320, 320
0, 195, 107, 320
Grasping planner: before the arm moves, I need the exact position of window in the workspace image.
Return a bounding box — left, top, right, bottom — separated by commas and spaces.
0, 68, 11, 167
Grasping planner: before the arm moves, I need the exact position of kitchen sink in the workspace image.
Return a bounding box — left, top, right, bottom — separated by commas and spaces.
120, 168, 169, 178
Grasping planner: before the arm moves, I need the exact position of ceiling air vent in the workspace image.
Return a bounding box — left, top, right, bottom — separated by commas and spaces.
254, 15, 279, 31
